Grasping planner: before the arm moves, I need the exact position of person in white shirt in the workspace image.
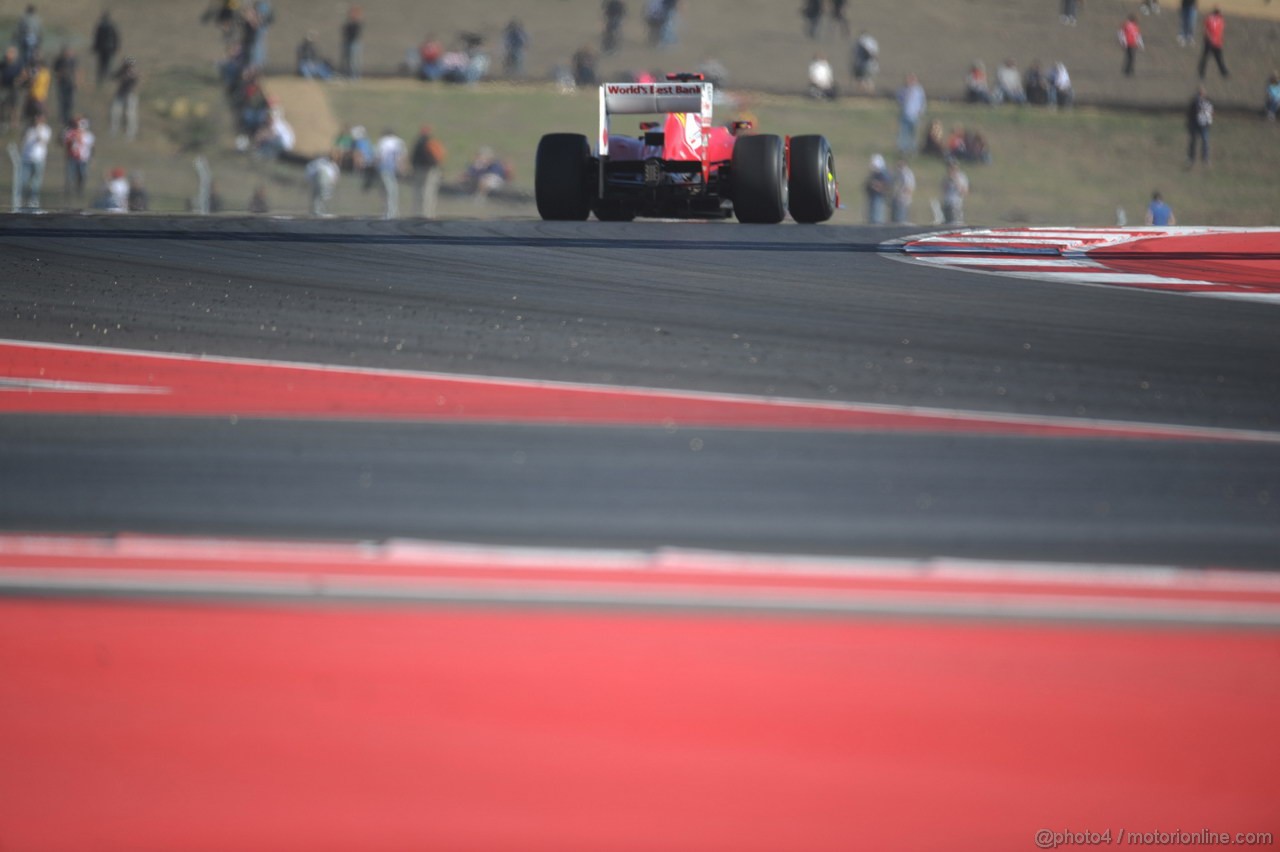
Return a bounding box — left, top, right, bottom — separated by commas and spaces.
808, 52, 836, 100
305, 151, 340, 217
63, 116, 94, 201
374, 128, 407, 219
106, 166, 129, 211
19, 114, 52, 210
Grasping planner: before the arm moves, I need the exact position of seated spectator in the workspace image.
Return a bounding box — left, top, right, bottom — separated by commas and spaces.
808, 52, 837, 100
1049, 61, 1073, 108
253, 104, 294, 159
297, 31, 334, 79
127, 172, 149, 211
1266, 71, 1280, 121
996, 59, 1025, 104
416, 35, 445, 81
464, 146, 512, 198
965, 61, 994, 104
946, 124, 969, 160
1024, 60, 1050, 105
921, 118, 946, 157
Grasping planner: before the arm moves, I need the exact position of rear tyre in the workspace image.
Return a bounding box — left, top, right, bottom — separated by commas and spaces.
788, 135, 837, 224
535, 133, 592, 221
731, 134, 787, 224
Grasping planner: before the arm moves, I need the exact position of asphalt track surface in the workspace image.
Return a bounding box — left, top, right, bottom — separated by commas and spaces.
2, 215, 1279, 567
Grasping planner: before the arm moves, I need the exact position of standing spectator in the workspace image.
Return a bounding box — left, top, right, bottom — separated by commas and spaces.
305, 151, 340, 216
808, 53, 837, 100
864, 154, 889, 224
1179, 0, 1198, 46
0, 47, 21, 131
22, 54, 51, 123
1186, 85, 1213, 167
1060, 0, 1080, 26
1266, 71, 1280, 121
239, 7, 262, 70
1120, 14, 1144, 77
896, 73, 926, 155
1146, 191, 1176, 225
248, 185, 270, 214
941, 159, 969, 225
62, 116, 93, 201
503, 19, 529, 77
572, 45, 598, 86
602, 0, 626, 54
341, 5, 363, 80
1140, 0, 1160, 15
891, 159, 915, 224
829, 0, 851, 39
852, 31, 879, 93
1199, 6, 1228, 79
659, 0, 680, 47
91, 11, 119, 88
801, 0, 822, 39
18, 112, 51, 210
15, 5, 42, 69
996, 59, 1025, 105
251, 0, 274, 69
52, 45, 78, 128
110, 57, 139, 140
645, 0, 665, 47
410, 124, 446, 218
375, 128, 407, 219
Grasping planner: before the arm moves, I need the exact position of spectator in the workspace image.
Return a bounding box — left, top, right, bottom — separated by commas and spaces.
15, 5, 42, 69
375, 127, 407, 219
965, 61, 994, 104
1186, 84, 1213, 168
864, 154, 889, 224
801, 0, 822, 40
411, 124, 446, 218
253, 104, 294, 159
1179, 0, 1198, 46
1140, 0, 1161, 15
202, 0, 240, 46
342, 5, 363, 79
296, 31, 333, 79
1060, 0, 1079, 26
921, 118, 946, 157
572, 45, 598, 87
1049, 61, 1073, 107
829, 0, 851, 39
110, 57, 140, 140
1146, 191, 1176, 225
251, 0, 274, 68
464, 146, 511, 199
659, 0, 680, 47
1266, 71, 1280, 120
18, 112, 51, 211
851, 31, 878, 93
22, 54, 51, 123
91, 11, 119, 88
416, 35, 445, 81
248, 185, 270, 214
52, 45, 78, 128
127, 172, 149, 211
106, 166, 129, 210
602, 0, 626, 54
645, 0, 666, 47
996, 59, 1025, 105
941, 159, 969, 225
1025, 61, 1050, 105
808, 52, 837, 100
1120, 15, 1144, 77
305, 151, 340, 216
0, 47, 21, 131
503, 19, 528, 77
891, 159, 915, 224
1199, 6, 1229, 79
239, 7, 262, 70
896, 73, 926, 155
946, 123, 969, 160
62, 116, 93, 201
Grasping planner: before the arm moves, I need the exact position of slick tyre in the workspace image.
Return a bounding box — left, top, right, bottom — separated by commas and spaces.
535, 133, 592, 221
788, 135, 837, 224
731, 134, 787, 224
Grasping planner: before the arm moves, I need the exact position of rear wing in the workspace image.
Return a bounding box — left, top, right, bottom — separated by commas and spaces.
597, 80, 714, 195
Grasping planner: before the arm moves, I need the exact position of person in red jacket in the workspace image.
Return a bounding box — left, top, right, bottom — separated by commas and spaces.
1120, 15, 1144, 77
1199, 6, 1229, 79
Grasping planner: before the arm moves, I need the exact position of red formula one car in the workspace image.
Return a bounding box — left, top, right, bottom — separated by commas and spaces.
535, 74, 837, 224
